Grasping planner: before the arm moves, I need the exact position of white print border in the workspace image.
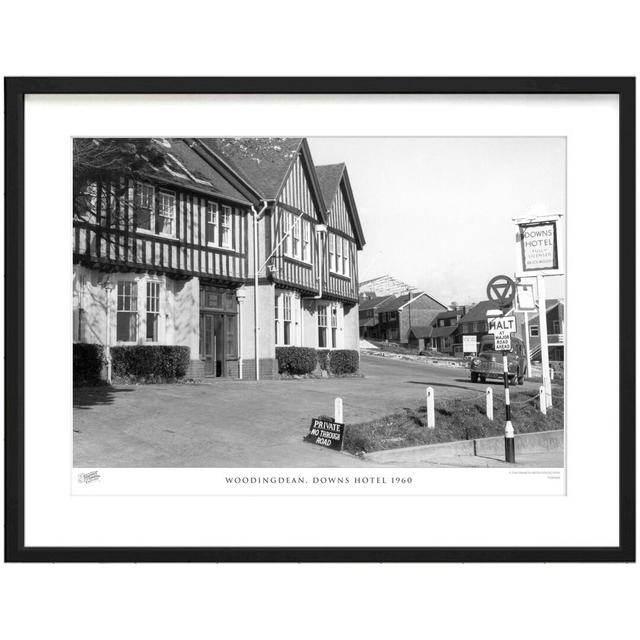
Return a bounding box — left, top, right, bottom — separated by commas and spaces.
73, 467, 565, 497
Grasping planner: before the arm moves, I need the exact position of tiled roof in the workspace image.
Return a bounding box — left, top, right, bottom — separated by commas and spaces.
144, 139, 251, 204
376, 293, 414, 312
197, 138, 303, 200
528, 299, 563, 323
430, 325, 458, 338
107, 138, 252, 205
315, 163, 344, 206
434, 310, 462, 321
359, 295, 393, 312
408, 325, 433, 338
459, 300, 503, 323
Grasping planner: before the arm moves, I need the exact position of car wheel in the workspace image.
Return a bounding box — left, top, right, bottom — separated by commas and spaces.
470, 372, 478, 383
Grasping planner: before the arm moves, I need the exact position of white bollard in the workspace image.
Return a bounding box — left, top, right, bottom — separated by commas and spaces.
334, 397, 343, 423
486, 387, 493, 421
426, 387, 435, 429
549, 367, 555, 381
539, 386, 547, 415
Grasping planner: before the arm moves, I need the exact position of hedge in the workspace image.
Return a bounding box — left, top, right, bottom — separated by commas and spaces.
329, 349, 359, 375
316, 349, 330, 372
275, 347, 317, 375
73, 343, 105, 386
276, 347, 360, 376
110, 345, 191, 381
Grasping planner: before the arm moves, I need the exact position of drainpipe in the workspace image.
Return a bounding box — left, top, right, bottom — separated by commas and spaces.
102, 279, 114, 384
251, 200, 269, 380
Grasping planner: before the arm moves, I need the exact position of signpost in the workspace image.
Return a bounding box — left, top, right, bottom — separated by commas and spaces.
486, 277, 517, 463
304, 418, 345, 450
513, 214, 564, 409
516, 280, 536, 379
486, 275, 516, 309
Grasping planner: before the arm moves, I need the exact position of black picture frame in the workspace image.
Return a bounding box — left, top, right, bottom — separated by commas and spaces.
4, 77, 635, 563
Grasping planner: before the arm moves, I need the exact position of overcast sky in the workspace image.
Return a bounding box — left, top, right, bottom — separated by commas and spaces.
308, 137, 566, 305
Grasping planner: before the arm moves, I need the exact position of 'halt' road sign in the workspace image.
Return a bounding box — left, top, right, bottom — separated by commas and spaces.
488, 316, 516, 334
494, 335, 512, 351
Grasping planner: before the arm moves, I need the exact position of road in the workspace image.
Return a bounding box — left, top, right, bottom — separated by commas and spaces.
74, 352, 546, 468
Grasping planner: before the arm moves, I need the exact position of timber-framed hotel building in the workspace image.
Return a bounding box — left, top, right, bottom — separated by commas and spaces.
73, 138, 365, 379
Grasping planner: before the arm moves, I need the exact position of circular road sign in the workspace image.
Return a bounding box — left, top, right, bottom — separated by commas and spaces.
486, 275, 516, 307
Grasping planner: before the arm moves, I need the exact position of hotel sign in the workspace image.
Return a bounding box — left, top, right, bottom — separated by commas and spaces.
518, 221, 559, 272
305, 418, 345, 450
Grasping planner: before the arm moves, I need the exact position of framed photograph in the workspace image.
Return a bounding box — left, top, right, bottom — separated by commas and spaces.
4, 77, 635, 562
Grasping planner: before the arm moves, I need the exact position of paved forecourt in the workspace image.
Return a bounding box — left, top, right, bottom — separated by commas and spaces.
74, 352, 543, 468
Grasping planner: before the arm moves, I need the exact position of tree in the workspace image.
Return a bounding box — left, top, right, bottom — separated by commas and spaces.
73, 138, 167, 222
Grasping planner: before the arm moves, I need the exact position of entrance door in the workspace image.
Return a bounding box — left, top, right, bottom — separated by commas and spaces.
200, 313, 225, 377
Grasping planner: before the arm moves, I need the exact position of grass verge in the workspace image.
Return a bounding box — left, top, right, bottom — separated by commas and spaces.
343, 385, 564, 455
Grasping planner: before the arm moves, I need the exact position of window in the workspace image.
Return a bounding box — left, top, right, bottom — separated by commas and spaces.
157, 191, 175, 235
146, 281, 160, 342
302, 221, 311, 262
317, 304, 328, 348
530, 325, 540, 337
283, 294, 292, 345
116, 281, 137, 342
220, 206, 232, 248
135, 182, 154, 231
291, 216, 300, 259
206, 202, 218, 244
552, 320, 561, 334
331, 304, 338, 348
328, 234, 335, 272
275, 291, 299, 346
282, 211, 290, 255
335, 235, 342, 274
342, 238, 349, 276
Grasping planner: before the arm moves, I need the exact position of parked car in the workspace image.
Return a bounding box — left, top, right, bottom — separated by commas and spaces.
469, 335, 527, 385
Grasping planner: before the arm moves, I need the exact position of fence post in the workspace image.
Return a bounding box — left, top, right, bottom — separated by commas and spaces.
426, 387, 435, 429
334, 397, 343, 423
539, 386, 547, 415
549, 367, 555, 381
486, 387, 493, 420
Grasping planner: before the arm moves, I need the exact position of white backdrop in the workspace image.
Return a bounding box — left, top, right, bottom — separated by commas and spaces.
2, 2, 638, 640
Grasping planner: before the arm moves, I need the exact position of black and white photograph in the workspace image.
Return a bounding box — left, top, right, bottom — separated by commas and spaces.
6, 77, 632, 563
72, 136, 566, 473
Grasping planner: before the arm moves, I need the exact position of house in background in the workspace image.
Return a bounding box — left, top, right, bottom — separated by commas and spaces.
419, 307, 468, 353
358, 294, 393, 340
522, 299, 565, 362
375, 292, 448, 343
455, 300, 523, 356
